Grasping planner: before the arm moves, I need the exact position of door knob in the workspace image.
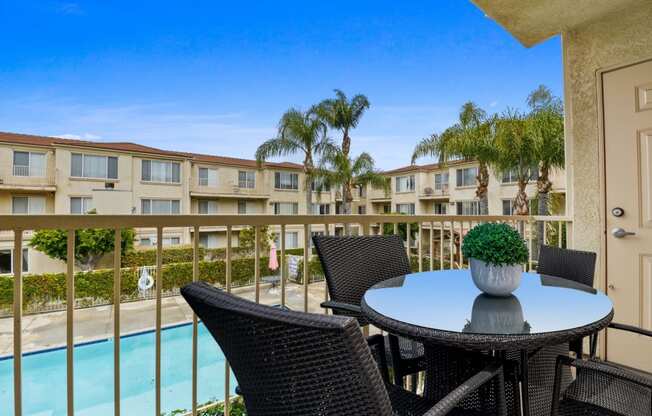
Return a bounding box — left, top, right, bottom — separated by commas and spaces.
611, 228, 636, 238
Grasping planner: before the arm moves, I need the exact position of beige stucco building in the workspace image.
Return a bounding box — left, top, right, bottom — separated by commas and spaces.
0, 131, 564, 276
473, 0, 652, 373
366, 160, 565, 217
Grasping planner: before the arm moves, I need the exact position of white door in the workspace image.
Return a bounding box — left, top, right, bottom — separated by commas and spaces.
603, 59, 652, 372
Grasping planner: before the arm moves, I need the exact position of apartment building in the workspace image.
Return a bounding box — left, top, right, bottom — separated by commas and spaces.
365, 160, 566, 217
0, 131, 565, 275
0, 132, 315, 274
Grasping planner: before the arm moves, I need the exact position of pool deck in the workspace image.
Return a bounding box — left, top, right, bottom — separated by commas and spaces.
0, 281, 328, 356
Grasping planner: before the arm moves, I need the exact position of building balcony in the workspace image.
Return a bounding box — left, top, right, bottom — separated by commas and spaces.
418, 185, 449, 200
0, 166, 56, 192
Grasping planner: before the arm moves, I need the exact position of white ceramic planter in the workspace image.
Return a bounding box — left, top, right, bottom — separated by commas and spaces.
469, 258, 522, 297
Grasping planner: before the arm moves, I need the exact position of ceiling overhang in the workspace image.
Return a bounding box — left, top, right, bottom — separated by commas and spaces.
471, 0, 646, 47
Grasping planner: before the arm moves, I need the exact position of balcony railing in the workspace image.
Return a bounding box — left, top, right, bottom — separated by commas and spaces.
0, 213, 571, 416
12, 165, 46, 177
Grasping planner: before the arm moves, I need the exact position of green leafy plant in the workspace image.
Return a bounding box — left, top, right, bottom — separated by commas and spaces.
29, 227, 135, 271
461, 223, 528, 266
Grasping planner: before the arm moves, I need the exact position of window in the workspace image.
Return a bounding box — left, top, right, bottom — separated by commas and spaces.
238, 170, 255, 188
456, 201, 480, 215
501, 167, 539, 183
395, 175, 415, 192
433, 202, 447, 215
199, 233, 220, 248
70, 197, 93, 214
335, 202, 343, 214
238, 200, 248, 214
434, 172, 449, 192
198, 167, 218, 187
274, 172, 299, 190
272, 202, 298, 215
382, 204, 391, 214
502, 199, 514, 216
141, 199, 181, 214
311, 178, 330, 192
456, 167, 478, 187
358, 185, 366, 198
357, 205, 367, 215
0, 248, 29, 274
140, 236, 181, 247
312, 203, 330, 215
141, 159, 180, 183
284, 232, 299, 249
13, 151, 45, 177
396, 203, 415, 215
71, 153, 118, 179
12, 196, 45, 214
198, 200, 218, 214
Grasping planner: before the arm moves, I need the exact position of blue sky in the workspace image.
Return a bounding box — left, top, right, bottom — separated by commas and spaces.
0, 1, 562, 169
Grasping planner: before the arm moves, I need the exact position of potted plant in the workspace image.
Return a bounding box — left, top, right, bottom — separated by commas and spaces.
462, 223, 528, 296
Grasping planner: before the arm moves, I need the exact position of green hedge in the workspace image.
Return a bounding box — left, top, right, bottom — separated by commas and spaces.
122, 246, 310, 268
0, 255, 278, 311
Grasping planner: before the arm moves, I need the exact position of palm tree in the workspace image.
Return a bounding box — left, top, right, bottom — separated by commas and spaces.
316, 90, 370, 158
256, 107, 334, 213
493, 109, 537, 216
411, 102, 496, 214
527, 85, 565, 246
527, 86, 565, 215
314, 150, 388, 232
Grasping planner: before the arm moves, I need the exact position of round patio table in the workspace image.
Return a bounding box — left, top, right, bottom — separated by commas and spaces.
361, 270, 614, 416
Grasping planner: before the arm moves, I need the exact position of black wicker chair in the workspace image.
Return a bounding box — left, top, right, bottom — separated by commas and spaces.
551, 323, 652, 416
312, 234, 427, 388
181, 281, 507, 416
538, 245, 597, 357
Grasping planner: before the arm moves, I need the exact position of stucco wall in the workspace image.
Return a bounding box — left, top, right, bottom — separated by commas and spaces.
563, 3, 652, 257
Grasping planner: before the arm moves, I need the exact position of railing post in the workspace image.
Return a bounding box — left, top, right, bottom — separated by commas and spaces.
254, 225, 261, 303
417, 222, 423, 272
66, 229, 75, 416
224, 225, 232, 415
439, 222, 444, 270
303, 223, 310, 312
13, 229, 23, 416
429, 222, 434, 271
449, 221, 454, 270
155, 227, 163, 416
113, 228, 122, 416
280, 225, 286, 308
459, 221, 464, 269
192, 225, 199, 416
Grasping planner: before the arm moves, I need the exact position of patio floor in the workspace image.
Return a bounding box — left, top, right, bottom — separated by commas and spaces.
0, 281, 328, 356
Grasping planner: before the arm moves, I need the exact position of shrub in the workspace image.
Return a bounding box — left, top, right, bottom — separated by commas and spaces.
0, 255, 280, 312
461, 223, 528, 266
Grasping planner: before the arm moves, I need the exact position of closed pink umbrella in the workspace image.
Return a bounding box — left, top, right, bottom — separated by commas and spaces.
268, 242, 279, 271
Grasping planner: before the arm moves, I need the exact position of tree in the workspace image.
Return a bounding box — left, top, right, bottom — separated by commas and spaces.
493, 109, 538, 216
315, 90, 370, 158
314, 150, 388, 232
526, 85, 565, 246
411, 102, 497, 214
256, 107, 334, 214
238, 225, 272, 256
29, 226, 135, 271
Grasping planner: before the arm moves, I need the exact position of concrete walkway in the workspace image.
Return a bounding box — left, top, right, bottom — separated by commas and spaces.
0, 281, 328, 356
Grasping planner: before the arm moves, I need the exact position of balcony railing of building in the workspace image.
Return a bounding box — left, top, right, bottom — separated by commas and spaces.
0, 213, 571, 416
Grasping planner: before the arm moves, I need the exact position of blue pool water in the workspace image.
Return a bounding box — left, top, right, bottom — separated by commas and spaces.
0, 323, 236, 416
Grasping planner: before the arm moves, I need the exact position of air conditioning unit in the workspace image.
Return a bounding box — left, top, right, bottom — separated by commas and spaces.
423, 187, 433, 195
105, 182, 115, 189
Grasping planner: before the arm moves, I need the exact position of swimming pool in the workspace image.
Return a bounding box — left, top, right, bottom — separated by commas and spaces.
0, 322, 236, 416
